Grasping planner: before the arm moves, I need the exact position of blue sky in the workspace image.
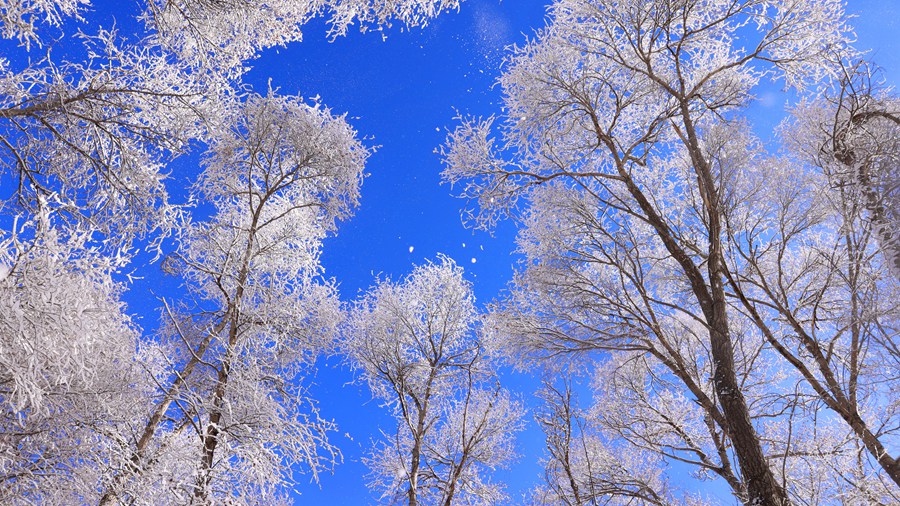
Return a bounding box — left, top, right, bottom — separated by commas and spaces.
11, 0, 899, 503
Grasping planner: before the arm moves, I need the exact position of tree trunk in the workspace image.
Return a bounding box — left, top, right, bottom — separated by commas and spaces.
682, 104, 790, 506
97, 319, 226, 506
707, 277, 789, 506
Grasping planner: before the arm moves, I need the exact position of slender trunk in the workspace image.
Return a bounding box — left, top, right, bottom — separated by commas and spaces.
407, 403, 428, 506
441, 456, 466, 506
192, 207, 262, 503
192, 318, 240, 503
614, 166, 788, 503
562, 417, 584, 505
407, 366, 439, 506
707, 271, 787, 505
408, 432, 420, 506
588, 94, 789, 504
98, 319, 226, 506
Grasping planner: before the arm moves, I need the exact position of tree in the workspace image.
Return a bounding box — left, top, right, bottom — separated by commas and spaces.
344, 257, 523, 506
796, 60, 900, 279
442, 0, 897, 504
0, 213, 151, 504
96, 91, 367, 505
530, 379, 695, 506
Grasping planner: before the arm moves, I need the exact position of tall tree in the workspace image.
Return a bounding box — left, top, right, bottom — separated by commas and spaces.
442, 0, 897, 504
344, 257, 523, 506
97, 91, 367, 505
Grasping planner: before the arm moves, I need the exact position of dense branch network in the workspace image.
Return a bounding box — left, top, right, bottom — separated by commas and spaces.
443, 1, 899, 504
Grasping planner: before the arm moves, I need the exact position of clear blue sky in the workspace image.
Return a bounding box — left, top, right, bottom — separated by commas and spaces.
32, 0, 900, 503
